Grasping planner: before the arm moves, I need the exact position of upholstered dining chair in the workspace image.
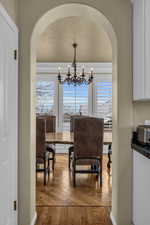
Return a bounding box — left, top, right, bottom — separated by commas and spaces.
72, 117, 104, 187
37, 115, 56, 170
68, 115, 88, 169
36, 118, 50, 185
45, 115, 56, 170
45, 115, 56, 133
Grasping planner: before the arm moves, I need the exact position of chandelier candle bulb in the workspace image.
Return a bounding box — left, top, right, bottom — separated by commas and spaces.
91, 68, 94, 79
82, 66, 85, 77
58, 67, 61, 73
67, 65, 71, 75
58, 67, 61, 82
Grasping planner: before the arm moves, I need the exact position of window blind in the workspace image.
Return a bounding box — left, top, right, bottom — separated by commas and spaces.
95, 80, 112, 129
63, 83, 88, 131
36, 80, 55, 114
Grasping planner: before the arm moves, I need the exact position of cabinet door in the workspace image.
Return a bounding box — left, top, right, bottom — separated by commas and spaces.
133, 0, 145, 100
133, 151, 150, 225
145, 0, 150, 98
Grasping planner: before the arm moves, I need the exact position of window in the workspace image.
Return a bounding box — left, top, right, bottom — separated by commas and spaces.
36, 71, 112, 131
36, 80, 55, 115
63, 83, 88, 131
93, 76, 112, 129
36, 63, 112, 153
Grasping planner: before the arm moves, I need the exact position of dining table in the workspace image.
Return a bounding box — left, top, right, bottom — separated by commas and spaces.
46, 130, 112, 145
46, 130, 112, 169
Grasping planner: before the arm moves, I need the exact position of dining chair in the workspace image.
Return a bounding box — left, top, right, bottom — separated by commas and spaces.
37, 115, 56, 170
45, 115, 56, 133
72, 117, 104, 187
36, 118, 50, 185
45, 115, 56, 170
69, 115, 88, 169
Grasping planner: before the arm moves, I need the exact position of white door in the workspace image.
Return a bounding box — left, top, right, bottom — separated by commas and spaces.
0, 7, 18, 225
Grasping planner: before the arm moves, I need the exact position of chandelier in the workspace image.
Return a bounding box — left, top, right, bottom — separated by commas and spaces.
58, 43, 94, 86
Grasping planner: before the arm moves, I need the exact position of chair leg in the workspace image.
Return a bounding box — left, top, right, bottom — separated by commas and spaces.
91, 164, 94, 170
48, 158, 50, 178
100, 158, 103, 186
69, 150, 71, 169
36, 163, 38, 182
107, 144, 112, 169
44, 159, 47, 185
52, 151, 55, 171
73, 160, 76, 187
107, 152, 111, 169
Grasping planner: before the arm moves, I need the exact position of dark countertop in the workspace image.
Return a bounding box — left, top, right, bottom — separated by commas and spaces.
132, 143, 150, 159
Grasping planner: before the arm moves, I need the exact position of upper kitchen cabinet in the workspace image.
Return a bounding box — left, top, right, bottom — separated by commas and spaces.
133, 0, 150, 100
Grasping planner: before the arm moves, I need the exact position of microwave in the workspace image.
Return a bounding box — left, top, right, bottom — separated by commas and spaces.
137, 125, 150, 144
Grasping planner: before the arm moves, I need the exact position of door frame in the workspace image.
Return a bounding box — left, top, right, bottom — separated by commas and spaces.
0, 2, 18, 224
19, 2, 133, 225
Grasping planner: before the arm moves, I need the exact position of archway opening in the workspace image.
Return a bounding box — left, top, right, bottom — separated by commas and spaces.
31, 3, 118, 224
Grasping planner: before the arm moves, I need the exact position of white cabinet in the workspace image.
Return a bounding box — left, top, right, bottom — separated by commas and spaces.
133, 0, 150, 100
133, 150, 150, 225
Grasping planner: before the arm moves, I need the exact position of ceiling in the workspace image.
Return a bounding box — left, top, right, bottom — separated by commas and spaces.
36, 16, 112, 63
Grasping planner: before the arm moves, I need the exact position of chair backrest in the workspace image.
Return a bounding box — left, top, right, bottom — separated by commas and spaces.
45, 115, 56, 133
70, 115, 88, 132
37, 115, 56, 133
36, 118, 46, 159
74, 117, 104, 158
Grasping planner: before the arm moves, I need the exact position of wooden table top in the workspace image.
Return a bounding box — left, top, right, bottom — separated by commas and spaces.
46, 131, 112, 145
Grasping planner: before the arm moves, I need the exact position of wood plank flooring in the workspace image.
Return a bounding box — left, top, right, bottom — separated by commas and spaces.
36, 154, 112, 225
36, 206, 112, 225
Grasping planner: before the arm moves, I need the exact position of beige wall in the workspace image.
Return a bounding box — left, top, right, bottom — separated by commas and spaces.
134, 102, 150, 127
18, 1, 132, 225
1, 0, 149, 224
37, 16, 112, 62
0, 0, 18, 24
3, 0, 150, 224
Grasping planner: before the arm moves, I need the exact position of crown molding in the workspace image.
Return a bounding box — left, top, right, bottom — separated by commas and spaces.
37, 62, 112, 74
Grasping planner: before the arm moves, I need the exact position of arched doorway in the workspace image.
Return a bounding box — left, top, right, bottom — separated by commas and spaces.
18, 2, 133, 225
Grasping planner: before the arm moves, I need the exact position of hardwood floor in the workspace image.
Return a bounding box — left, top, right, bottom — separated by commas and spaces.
36, 206, 112, 225
36, 154, 112, 225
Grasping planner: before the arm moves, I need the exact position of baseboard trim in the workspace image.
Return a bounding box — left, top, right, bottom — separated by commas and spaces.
110, 212, 117, 225
30, 212, 37, 225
